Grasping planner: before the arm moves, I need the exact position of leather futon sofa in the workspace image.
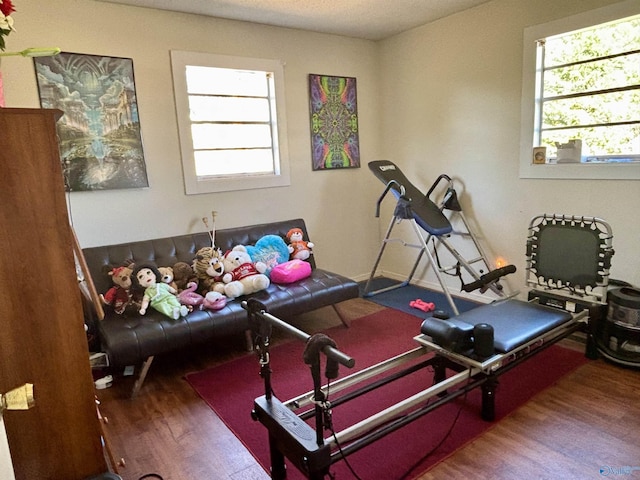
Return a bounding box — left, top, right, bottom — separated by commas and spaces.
83, 218, 359, 396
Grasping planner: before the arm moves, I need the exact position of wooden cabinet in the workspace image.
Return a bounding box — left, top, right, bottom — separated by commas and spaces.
0, 109, 107, 479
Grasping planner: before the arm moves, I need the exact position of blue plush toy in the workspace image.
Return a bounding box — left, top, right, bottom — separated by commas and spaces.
246, 234, 291, 276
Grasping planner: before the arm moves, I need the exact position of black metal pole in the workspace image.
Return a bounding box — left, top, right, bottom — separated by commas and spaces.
243, 299, 355, 369
309, 360, 326, 447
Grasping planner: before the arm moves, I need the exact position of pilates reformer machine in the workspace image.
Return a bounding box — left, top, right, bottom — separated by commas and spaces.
246, 213, 614, 480
364, 160, 518, 315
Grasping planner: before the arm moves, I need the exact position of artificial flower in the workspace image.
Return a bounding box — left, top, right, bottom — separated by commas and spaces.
0, 0, 16, 51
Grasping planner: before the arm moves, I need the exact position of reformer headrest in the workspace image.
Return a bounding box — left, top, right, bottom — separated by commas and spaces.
420, 318, 495, 358
420, 317, 474, 353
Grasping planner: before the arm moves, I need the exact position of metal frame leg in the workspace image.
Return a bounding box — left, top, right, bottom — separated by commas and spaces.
481, 375, 498, 421
269, 434, 287, 480
363, 215, 427, 297
130, 355, 154, 398
332, 302, 351, 328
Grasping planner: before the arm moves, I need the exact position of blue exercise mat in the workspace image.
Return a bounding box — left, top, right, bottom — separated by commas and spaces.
359, 277, 479, 318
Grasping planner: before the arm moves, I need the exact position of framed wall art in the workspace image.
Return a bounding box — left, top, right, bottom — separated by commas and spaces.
34, 52, 149, 191
308, 73, 360, 170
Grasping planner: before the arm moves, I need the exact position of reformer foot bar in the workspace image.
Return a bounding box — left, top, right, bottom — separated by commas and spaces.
244, 295, 597, 480
364, 160, 516, 315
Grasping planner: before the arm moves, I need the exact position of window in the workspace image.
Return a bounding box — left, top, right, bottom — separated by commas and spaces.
537, 15, 640, 162
171, 51, 290, 194
519, 0, 640, 179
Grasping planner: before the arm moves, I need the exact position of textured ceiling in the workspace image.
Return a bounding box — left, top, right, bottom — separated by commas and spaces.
96, 0, 491, 40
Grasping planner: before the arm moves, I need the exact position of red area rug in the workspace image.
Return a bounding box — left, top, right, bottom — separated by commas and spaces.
186, 308, 587, 479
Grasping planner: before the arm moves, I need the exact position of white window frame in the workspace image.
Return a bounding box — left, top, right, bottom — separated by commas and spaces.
519, 0, 640, 180
171, 50, 291, 194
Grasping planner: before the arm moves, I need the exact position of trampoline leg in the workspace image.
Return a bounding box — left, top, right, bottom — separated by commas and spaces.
481, 376, 498, 421
586, 331, 599, 360
586, 304, 605, 360
269, 434, 287, 480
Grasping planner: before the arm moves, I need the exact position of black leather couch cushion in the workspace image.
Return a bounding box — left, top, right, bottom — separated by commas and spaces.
83, 219, 359, 367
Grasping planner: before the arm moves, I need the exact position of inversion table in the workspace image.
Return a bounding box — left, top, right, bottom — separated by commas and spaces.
364, 160, 517, 315
248, 214, 614, 480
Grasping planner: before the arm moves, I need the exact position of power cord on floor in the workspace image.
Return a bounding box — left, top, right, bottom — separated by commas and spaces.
397, 369, 474, 480
324, 381, 363, 480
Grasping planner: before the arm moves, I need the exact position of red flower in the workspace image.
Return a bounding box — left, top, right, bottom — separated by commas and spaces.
0, 0, 15, 17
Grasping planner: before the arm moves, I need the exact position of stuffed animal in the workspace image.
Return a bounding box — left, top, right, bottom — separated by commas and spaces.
132, 263, 189, 320
172, 261, 198, 292
246, 234, 291, 276
158, 266, 178, 291
286, 228, 314, 261
100, 264, 135, 315
221, 245, 270, 299
176, 281, 205, 310
192, 247, 226, 295
202, 290, 227, 311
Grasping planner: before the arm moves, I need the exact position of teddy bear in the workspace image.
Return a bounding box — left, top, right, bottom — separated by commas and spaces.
131, 263, 189, 320
221, 245, 270, 299
172, 261, 198, 292
158, 266, 178, 291
286, 228, 314, 261
100, 264, 137, 315
192, 247, 226, 295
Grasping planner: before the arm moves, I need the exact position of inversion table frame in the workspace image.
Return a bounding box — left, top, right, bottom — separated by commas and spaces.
248, 214, 613, 480
364, 160, 516, 315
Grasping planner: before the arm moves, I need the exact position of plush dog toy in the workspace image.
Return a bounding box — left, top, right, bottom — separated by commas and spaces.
286, 228, 314, 261
221, 245, 270, 299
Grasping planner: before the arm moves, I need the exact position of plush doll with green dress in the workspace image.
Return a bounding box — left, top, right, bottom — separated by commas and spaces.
132, 264, 189, 320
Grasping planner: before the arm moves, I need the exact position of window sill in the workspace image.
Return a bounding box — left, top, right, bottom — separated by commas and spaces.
519, 158, 640, 180
184, 172, 291, 195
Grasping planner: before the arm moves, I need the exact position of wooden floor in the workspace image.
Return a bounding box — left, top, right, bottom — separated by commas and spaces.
97, 298, 640, 480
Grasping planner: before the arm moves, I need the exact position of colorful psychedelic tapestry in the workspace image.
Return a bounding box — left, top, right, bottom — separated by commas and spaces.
308, 74, 360, 170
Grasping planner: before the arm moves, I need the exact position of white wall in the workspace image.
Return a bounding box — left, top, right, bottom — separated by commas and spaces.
0, 417, 15, 480
3, 0, 638, 291
378, 0, 640, 293
2, 0, 383, 279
